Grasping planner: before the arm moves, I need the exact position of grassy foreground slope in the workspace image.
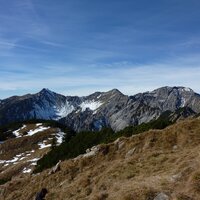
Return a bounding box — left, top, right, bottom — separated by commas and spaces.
1, 118, 200, 199
34, 112, 172, 173
35, 107, 194, 173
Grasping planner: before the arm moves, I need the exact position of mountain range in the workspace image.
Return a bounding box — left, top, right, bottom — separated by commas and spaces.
0, 86, 200, 132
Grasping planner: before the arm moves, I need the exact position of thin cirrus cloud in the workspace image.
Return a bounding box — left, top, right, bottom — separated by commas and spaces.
0, 0, 200, 98
1, 54, 200, 99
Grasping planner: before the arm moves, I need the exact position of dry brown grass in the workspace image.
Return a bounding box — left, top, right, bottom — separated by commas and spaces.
1, 119, 200, 199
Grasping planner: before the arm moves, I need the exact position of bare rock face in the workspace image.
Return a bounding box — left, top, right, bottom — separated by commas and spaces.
58, 86, 200, 131
154, 192, 169, 200
0, 86, 200, 132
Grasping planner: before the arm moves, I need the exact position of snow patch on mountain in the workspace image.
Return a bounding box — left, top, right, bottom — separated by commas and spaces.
36, 123, 42, 126
55, 101, 75, 119
28, 157, 40, 166
183, 87, 192, 92
38, 140, 51, 149
32, 100, 75, 120
27, 126, 50, 136
0, 156, 18, 164
28, 158, 40, 162
180, 97, 186, 107
80, 100, 103, 112
55, 130, 65, 145
0, 153, 25, 165
13, 125, 27, 137
22, 167, 32, 173
0, 150, 37, 166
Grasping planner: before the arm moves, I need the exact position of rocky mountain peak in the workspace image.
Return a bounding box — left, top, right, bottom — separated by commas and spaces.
84, 92, 102, 101
107, 88, 123, 95
39, 88, 55, 96
0, 86, 200, 132
153, 86, 194, 95
102, 89, 124, 100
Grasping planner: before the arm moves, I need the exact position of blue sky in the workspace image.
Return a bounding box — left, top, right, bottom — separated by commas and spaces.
1, 0, 200, 98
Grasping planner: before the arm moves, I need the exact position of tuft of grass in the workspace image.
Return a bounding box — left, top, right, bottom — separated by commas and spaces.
177, 194, 193, 200
192, 172, 200, 192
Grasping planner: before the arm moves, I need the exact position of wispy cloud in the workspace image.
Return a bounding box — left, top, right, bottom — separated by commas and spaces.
1, 54, 200, 98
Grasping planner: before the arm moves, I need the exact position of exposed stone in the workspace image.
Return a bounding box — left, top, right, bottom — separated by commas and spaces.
86, 149, 90, 153
114, 138, 125, 150
170, 172, 182, 182
118, 141, 125, 150
83, 146, 99, 158
49, 160, 62, 174
125, 148, 136, 158
173, 145, 178, 150
154, 192, 169, 200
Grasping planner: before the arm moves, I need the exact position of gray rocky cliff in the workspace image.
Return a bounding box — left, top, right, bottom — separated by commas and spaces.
0, 86, 199, 132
